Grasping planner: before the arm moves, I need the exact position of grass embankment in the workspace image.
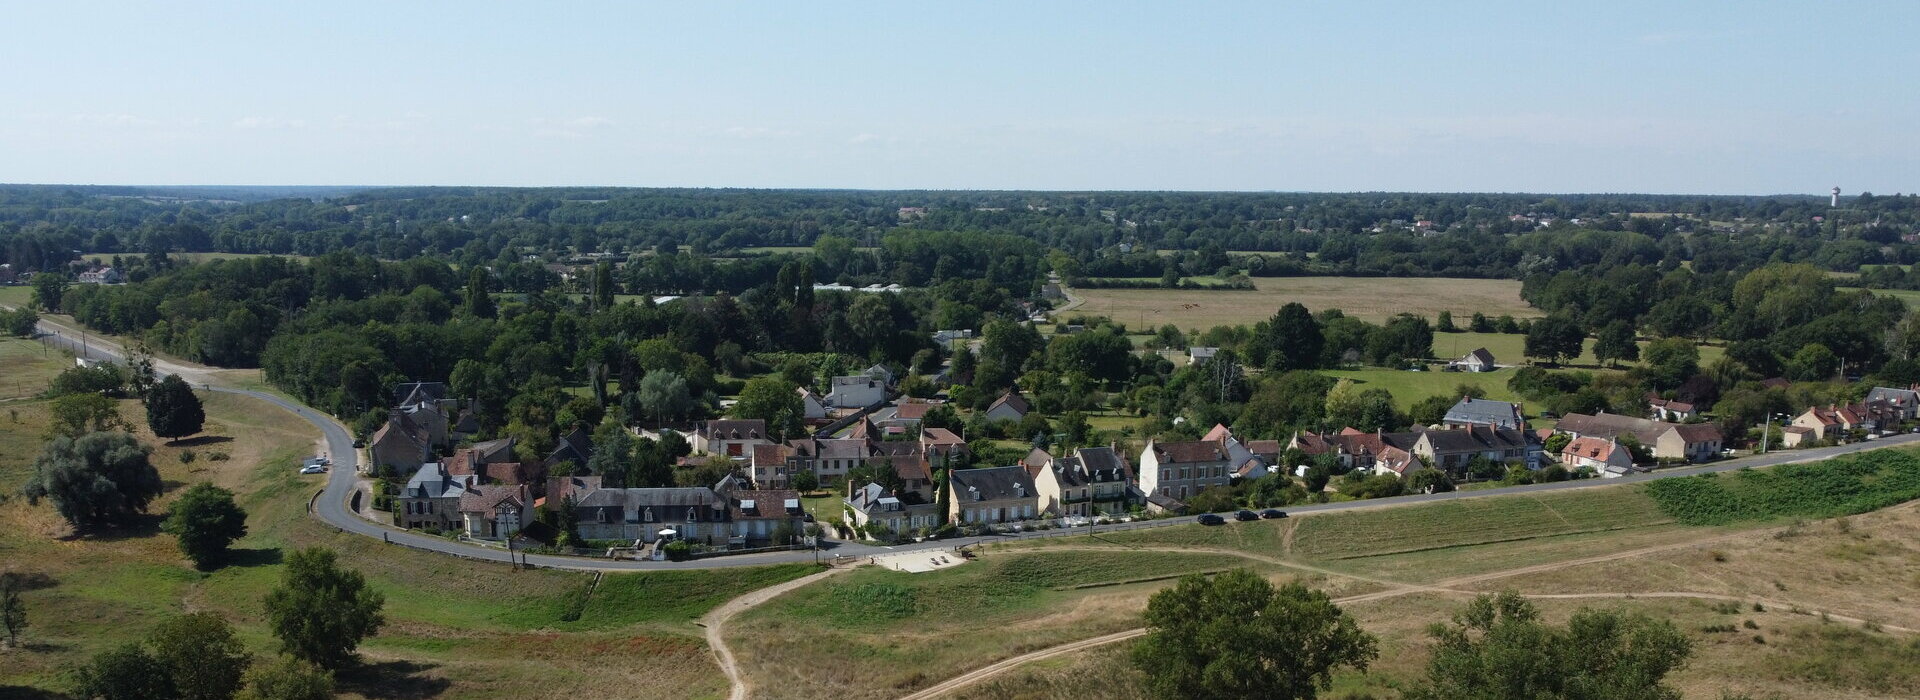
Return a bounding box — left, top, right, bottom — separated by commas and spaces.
0, 370, 817, 699
726, 549, 1283, 700
0, 337, 67, 400
960, 450, 1920, 700
1646, 450, 1920, 526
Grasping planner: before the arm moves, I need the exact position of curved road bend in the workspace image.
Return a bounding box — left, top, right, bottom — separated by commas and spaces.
24, 310, 1920, 571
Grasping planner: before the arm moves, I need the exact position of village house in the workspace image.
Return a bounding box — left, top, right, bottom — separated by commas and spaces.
1448, 347, 1496, 372
1028, 445, 1137, 516
398, 462, 474, 531
567, 478, 805, 546
1442, 396, 1527, 430
1412, 425, 1534, 471
1647, 395, 1698, 422
1560, 436, 1637, 477
1554, 412, 1723, 463
544, 426, 594, 474
1187, 346, 1219, 364
691, 419, 769, 458
1137, 439, 1232, 502
1789, 402, 1896, 442
983, 392, 1030, 422
796, 387, 829, 420
458, 482, 531, 540
785, 437, 869, 479
948, 465, 1041, 525
1864, 386, 1920, 422
748, 443, 796, 489
825, 375, 886, 409
845, 481, 940, 533
870, 400, 934, 434
920, 427, 968, 468
77, 266, 123, 284
1203, 424, 1271, 479
367, 411, 435, 476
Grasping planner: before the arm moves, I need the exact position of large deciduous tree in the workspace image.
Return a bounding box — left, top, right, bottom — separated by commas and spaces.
1591, 321, 1640, 367
1132, 569, 1377, 700
148, 612, 251, 700
144, 374, 206, 444
1405, 591, 1691, 700
23, 431, 162, 527
733, 376, 803, 440
1265, 302, 1324, 372
263, 548, 385, 669
46, 392, 128, 439
160, 483, 249, 569
70, 643, 175, 700
1, 572, 27, 648
1524, 315, 1586, 365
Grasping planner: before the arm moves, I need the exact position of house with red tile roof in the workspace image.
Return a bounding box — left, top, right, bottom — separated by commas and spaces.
1560, 436, 1636, 477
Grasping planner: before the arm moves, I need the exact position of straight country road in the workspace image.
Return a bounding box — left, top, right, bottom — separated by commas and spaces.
17, 305, 1920, 571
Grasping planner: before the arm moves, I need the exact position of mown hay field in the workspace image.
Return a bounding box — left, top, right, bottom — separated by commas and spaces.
1071, 276, 1537, 328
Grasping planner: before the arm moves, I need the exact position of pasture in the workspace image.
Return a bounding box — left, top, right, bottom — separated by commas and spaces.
1070, 276, 1537, 327
1843, 286, 1920, 308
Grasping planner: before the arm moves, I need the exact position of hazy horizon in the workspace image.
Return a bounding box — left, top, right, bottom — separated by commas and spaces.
4, 1, 1915, 195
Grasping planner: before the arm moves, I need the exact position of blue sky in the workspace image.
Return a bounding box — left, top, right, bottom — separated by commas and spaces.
1, 1, 1914, 193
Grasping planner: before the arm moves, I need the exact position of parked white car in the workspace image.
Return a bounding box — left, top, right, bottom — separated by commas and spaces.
299, 465, 328, 474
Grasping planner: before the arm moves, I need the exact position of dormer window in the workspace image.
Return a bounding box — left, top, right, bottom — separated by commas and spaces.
643, 507, 654, 522
687, 507, 697, 522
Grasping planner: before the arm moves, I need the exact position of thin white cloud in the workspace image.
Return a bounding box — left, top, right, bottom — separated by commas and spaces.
233, 116, 308, 129
70, 113, 157, 127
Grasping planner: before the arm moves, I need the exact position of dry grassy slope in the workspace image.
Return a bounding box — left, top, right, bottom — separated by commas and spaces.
902, 500, 1920, 700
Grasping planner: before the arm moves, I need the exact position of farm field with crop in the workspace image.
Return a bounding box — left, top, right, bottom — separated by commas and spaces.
1070, 276, 1537, 327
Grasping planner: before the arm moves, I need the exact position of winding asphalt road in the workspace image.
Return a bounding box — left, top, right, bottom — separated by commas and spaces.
20, 309, 1920, 571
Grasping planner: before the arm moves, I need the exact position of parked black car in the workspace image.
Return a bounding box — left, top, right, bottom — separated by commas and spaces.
1234, 510, 1259, 521
1259, 509, 1288, 519
1196, 513, 1226, 526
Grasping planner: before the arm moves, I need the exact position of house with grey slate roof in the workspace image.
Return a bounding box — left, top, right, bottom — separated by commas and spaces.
1442, 397, 1528, 430
947, 465, 1041, 525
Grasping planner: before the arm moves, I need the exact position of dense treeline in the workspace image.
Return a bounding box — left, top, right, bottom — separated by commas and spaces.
7, 186, 1920, 281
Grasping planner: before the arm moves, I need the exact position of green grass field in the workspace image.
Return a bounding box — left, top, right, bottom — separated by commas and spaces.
1321, 366, 1526, 410
1842, 286, 1920, 308
0, 337, 68, 400
0, 284, 32, 308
